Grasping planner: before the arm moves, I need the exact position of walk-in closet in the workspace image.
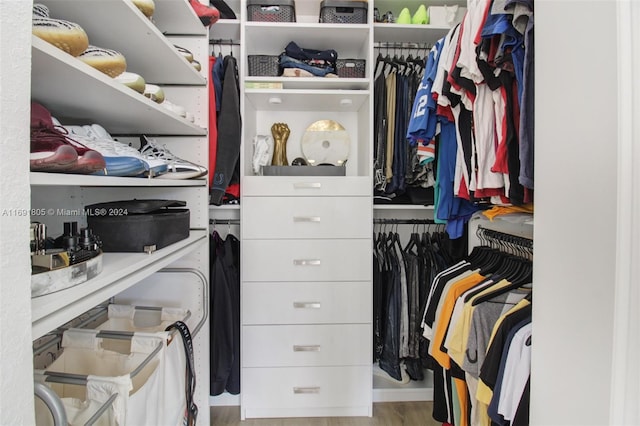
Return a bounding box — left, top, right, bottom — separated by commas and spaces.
2, 0, 640, 425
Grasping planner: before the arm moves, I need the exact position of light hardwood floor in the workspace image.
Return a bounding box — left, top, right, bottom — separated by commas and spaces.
210, 402, 441, 425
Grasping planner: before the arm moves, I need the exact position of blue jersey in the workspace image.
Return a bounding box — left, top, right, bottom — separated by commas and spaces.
406, 37, 445, 146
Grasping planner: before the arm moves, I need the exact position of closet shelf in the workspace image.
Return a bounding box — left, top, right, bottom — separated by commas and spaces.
31, 230, 208, 340
30, 173, 207, 188
244, 23, 369, 57
209, 20, 241, 43
245, 89, 369, 111
153, 0, 209, 36
244, 78, 369, 91
41, 0, 205, 84
374, 204, 435, 210
31, 37, 207, 136
373, 24, 452, 45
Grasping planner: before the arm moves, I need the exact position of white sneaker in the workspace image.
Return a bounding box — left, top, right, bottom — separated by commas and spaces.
139, 136, 207, 180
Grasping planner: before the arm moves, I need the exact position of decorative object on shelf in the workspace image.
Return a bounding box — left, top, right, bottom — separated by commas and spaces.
270, 122, 290, 166
85, 199, 190, 253
301, 119, 350, 166
252, 134, 274, 174
319, 0, 368, 24
31, 221, 104, 298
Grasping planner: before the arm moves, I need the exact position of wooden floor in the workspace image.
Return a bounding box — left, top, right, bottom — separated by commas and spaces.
210, 402, 441, 425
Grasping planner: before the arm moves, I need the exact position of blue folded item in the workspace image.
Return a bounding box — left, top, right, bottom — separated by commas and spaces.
279, 55, 336, 77
284, 41, 337, 65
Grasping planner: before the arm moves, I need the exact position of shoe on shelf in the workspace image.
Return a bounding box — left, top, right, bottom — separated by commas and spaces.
32, 3, 49, 18
191, 59, 202, 72
81, 124, 169, 177
114, 71, 146, 94
139, 136, 208, 179
131, 0, 155, 18
412, 4, 429, 25
77, 45, 127, 78
143, 84, 165, 103
188, 0, 220, 27
32, 16, 89, 57
31, 102, 106, 174
174, 45, 194, 63
396, 7, 411, 24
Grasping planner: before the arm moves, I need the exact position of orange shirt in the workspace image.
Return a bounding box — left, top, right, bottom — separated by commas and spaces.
430, 271, 486, 369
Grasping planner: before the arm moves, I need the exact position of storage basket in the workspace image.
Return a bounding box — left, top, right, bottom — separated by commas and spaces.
248, 54, 281, 76
319, 0, 367, 24
336, 59, 366, 78
247, 0, 296, 22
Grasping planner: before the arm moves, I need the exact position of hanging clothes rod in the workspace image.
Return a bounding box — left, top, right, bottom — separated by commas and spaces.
209, 218, 240, 225
374, 41, 432, 50
209, 38, 240, 46
373, 218, 438, 225
477, 226, 534, 251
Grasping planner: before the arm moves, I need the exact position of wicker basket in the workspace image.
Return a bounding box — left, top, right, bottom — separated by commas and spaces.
319, 0, 367, 24
336, 59, 366, 78
247, 0, 296, 22
248, 55, 281, 76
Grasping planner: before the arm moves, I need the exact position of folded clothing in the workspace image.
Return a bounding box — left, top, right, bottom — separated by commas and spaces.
284, 41, 337, 66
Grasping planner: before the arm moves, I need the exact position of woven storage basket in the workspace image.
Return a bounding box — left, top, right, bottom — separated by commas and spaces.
319, 0, 367, 23
336, 59, 366, 78
247, 0, 296, 22
248, 55, 281, 76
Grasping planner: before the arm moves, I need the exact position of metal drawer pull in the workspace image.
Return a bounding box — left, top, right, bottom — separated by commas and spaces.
293, 182, 322, 189
293, 302, 321, 309
293, 216, 321, 223
293, 259, 321, 266
293, 345, 321, 352
293, 387, 320, 394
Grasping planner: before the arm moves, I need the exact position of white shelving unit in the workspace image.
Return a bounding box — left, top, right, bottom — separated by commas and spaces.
29, 1, 211, 424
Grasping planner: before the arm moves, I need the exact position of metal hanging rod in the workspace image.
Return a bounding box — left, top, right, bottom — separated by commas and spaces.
373, 218, 439, 225
209, 38, 240, 46
209, 218, 240, 225
374, 41, 432, 50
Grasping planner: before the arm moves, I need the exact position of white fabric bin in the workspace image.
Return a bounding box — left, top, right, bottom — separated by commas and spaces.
34, 328, 184, 426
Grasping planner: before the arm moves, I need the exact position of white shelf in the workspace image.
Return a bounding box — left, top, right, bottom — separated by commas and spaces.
372, 365, 433, 402
30, 172, 207, 187
245, 89, 369, 111
244, 22, 370, 57
210, 19, 242, 42
153, 0, 209, 35
31, 230, 208, 339
31, 36, 207, 135
374, 23, 452, 45
245, 77, 369, 90
41, 0, 206, 85
374, 204, 435, 210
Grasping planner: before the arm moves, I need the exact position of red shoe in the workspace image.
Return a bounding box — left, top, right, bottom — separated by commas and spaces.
188, 0, 220, 27
31, 102, 106, 174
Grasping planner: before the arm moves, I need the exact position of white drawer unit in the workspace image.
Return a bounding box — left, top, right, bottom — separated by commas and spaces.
242, 324, 371, 367
242, 239, 372, 282
242, 196, 371, 239
242, 366, 372, 418
242, 281, 371, 325
242, 176, 371, 197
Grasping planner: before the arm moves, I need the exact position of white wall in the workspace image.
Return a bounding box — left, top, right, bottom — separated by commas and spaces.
532, 1, 618, 425
0, 0, 36, 424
